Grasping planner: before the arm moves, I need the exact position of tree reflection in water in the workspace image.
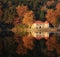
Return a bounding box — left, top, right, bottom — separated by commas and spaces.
0, 27, 59, 57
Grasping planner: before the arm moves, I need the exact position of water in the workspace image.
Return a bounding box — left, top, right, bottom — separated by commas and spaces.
0, 23, 60, 57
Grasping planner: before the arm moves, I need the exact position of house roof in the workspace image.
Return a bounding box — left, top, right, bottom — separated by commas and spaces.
35, 20, 49, 24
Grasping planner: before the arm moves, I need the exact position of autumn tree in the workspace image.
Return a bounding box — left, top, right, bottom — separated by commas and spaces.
56, 2, 60, 11
22, 10, 35, 27
55, 2, 60, 18
16, 4, 28, 18
16, 44, 27, 55
45, 2, 60, 26
45, 8, 60, 26
45, 9, 57, 26
22, 35, 34, 50
46, 34, 57, 52
46, 34, 60, 55
13, 33, 28, 54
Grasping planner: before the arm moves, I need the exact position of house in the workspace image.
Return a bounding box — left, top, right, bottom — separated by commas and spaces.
31, 21, 49, 29
30, 21, 49, 40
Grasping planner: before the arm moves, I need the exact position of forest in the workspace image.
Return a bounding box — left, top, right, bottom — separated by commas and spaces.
0, 0, 60, 57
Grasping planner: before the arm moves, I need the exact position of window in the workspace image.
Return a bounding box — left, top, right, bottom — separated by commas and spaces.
36, 26, 38, 29
39, 32, 41, 34
39, 26, 41, 28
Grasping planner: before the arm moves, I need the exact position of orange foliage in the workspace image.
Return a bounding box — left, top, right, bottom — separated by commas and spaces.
14, 34, 27, 54
46, 35, 60, 55
14, 34, 34, 54
56, 3, 60, 11
22, 35, 34, 50
16, 5, 28, 17
22, 11, 35, 26
46, 35, 56, 51
55, 3, 60, 16
46, 2, 60, 25
45, 9, 57, 25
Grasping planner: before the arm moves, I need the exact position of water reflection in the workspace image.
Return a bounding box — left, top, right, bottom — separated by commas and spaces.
0, 23, 60, 57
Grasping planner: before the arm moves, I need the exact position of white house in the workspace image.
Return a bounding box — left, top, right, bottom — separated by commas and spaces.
30, 21, 49, 40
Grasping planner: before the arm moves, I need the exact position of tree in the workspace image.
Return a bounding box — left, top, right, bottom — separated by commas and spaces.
45, 2, 60, 26
22, 10, 35, 27
46, 34, 60, 55
56, 3, 60, 11
22, 35, 34, 50
16, 5, 28, 18
45, 9, 57, 26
